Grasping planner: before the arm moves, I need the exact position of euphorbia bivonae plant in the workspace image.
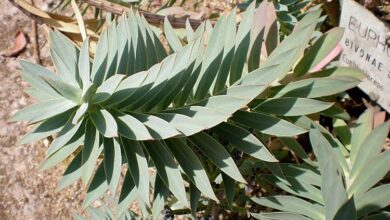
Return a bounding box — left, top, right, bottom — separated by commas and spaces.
12, 1, 364, 219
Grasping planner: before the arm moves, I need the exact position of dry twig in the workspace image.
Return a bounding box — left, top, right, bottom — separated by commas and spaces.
28, 0, 41, 64
82, 0, 207, 29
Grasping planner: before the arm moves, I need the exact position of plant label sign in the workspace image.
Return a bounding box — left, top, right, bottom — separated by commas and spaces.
339, 0, 390, 112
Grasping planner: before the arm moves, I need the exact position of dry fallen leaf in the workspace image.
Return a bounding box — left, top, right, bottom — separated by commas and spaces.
3, 31, 27, 57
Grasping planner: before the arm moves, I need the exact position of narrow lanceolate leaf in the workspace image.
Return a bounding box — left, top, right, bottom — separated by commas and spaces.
133, 54, 177, 111
271, 76, 361, 99
262, 175, 323, 204
24, 86, 57, 101
47, 119, 84, 157
121, 138, 150, 205
72, 102, 89, 124
277, 164, 321, 187
309, 125, 343, 170
116, 15, 130, 76
143, 141, 188, 207
20, 61, 63, 98
294, 28, 345, 76
350, 108, 374, 164
195, 95, 247, 116
91, 109, 118, 138
57, 150, 83, 190
190, 132, 246, 183
132, 113, 181, 139
165, 138, 218, 201
255, 98, 333, 116
78, 37, 91, 88
238, 10, 321, 86
91, 30, 108, 86
247, 2, 266, 72
154, 113, 205, 137
157, 40, 199, 110
164, 106, 226, 131
279, 137, 313, 164
12, 98, 76, 124
229, 2, 255, 84
252, 196, 325, 220
103, 138, 122, 194
118, 170, 137, 216
348, 151, 390, 196
355, 184, 390, 218
308, 121, 349, 174
311, 67, 365, 79
164, 17, 182, 52
212, 8, 236, 94
222, 173, 235, 208
152, 175, 170, 220
18, 109, 72, 145
84, 162, 108, 208
350, 121, 390, 179
233, 111, 307, 137
50, 31, 79, 87
115, 113, 152, 140
40, 129, 84, 170
106, 22, 118, 80
322, 158, 348, 220
261, 1, 278, 56
212, 122, 277, 162
310, 127, 347, 220
103, 71, 148, 106
148, 46, 194, 111
251, 212, 311, 220
190, 183, 201, 216
193, 15, 225, 100
82, 120, 100, 184
362, 212, 390, 220
333, 119, 352, 151
38, 73, 82, 102
334, 197, 357, 220
92, 74, 125, 104
322, 104, 351, 121
185, 19, 195, 42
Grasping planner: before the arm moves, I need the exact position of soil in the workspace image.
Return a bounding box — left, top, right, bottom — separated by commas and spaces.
0, 1, 85, 219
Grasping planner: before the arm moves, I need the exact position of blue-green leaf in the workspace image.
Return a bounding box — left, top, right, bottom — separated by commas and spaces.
91, 109, 118, 138
233, 111, 307, 136
190, 132, 246, 183
144, 141, 188, 207
12, 99, 76, 123
165, 138, 218, 201
103, 138, 122, 194
212, 122, 277, 162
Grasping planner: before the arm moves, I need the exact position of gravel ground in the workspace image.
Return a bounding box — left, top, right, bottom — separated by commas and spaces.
0, 1, 85, 219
